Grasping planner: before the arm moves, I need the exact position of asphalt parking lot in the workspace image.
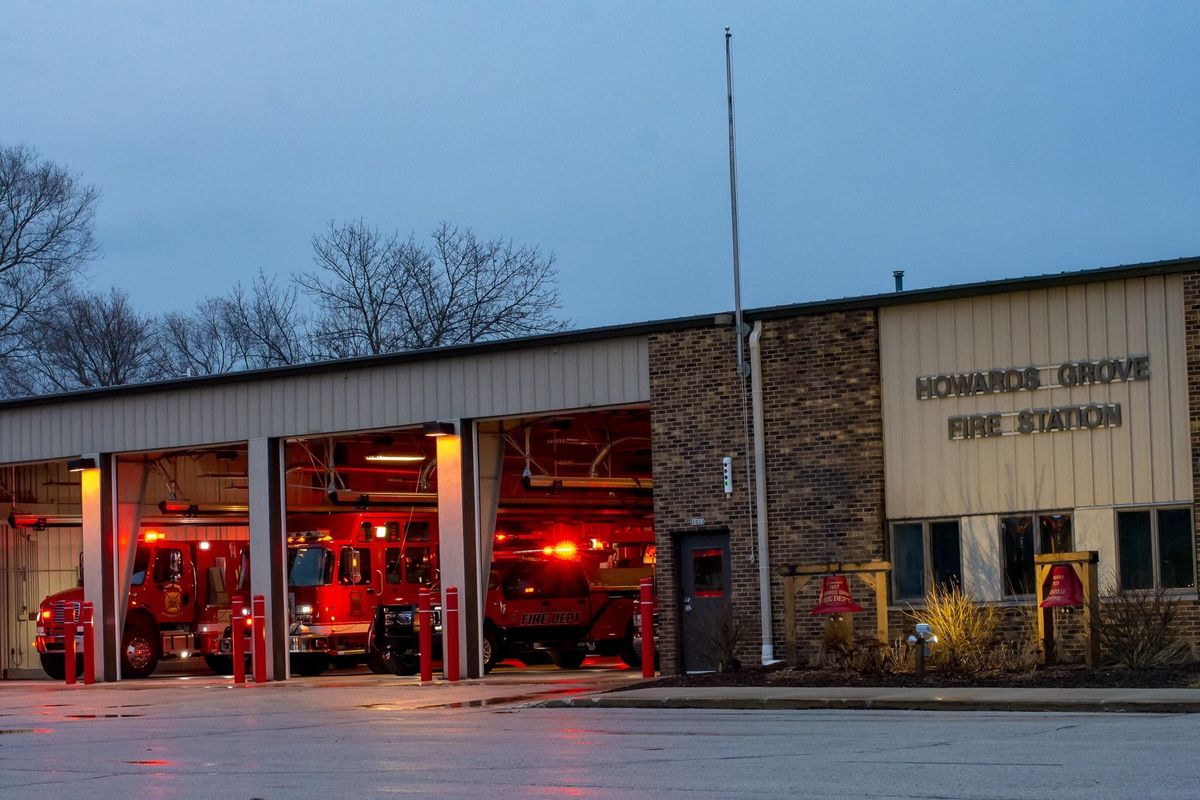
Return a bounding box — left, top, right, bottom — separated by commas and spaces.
3, 664, 1200, 799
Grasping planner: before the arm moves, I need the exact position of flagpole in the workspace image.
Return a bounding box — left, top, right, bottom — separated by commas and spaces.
725, 26, 747, 379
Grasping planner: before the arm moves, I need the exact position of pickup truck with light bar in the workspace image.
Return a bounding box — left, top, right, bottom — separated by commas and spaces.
483, 545, 641, 671
35, 534, 242, 679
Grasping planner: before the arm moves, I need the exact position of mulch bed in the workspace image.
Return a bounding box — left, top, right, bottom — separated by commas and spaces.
616, 661, 1200, 691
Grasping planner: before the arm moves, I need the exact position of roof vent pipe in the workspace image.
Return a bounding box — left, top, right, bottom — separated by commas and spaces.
893, 270, 905, 292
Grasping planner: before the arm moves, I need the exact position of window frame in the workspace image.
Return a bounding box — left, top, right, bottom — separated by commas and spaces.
1115, 505, 1195, 592
999, 510, 1075, 599
889, 518, 963, 603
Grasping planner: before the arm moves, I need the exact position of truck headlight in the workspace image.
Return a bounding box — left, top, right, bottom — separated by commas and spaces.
295, 604, 314, 624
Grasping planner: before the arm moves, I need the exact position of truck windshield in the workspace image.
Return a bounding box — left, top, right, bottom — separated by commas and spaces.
131, 548, 151, 586
288, 546, 333, 587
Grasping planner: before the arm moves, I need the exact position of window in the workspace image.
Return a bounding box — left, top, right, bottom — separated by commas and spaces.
692, 548, 725, 598
288, 546, 333, 587
404, 547, 432, 585
1118, 508, 1195, 590
385, 548, 403, 585
1001, 513, 1074, 597
153, 549, 183, 584
890, 520, 962, 601
131, 548, 151, 586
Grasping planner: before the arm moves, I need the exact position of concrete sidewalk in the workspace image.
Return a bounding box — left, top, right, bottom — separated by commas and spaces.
543, 684, 1200, 713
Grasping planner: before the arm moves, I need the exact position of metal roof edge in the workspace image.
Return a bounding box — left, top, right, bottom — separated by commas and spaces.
0, 312, 719, 411
2, 255, 1196, 411
744, 256, 1200, 321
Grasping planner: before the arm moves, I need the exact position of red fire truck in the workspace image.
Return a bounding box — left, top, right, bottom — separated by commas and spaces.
35, 534, 243, 679
482, 542, 644, 671
280, 513, 439, 676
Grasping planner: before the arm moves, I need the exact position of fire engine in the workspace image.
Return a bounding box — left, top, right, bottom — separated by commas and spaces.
269, 512, 439, 676
35, 533, 243, 679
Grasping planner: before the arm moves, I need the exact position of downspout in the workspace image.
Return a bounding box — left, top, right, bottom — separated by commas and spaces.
749, 321, 777, 664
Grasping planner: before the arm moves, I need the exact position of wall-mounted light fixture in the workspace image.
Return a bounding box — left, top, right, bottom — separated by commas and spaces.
67, 457, 97, 473
422, 421, 456, 437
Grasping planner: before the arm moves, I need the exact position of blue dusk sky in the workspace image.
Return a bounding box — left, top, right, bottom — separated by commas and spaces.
4, 2, 1199, 329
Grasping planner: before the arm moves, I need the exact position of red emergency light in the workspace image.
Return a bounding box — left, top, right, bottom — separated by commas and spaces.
542, 542, 578, 559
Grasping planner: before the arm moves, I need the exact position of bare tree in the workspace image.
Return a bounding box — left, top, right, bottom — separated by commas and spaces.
155, 297, 244, 377
18, 287, 159, 392
221, 269, 308, 368
416, 222, 566, 347
298, 220, 412, 358
0, 145, 99, 363
299, 220, 566, 358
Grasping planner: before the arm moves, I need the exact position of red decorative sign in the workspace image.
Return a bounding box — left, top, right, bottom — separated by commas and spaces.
810, 575, 864, 615
1040, 565, 1085, 608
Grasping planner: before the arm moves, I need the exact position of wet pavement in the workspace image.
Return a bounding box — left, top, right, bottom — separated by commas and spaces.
2, 664, 1199, 798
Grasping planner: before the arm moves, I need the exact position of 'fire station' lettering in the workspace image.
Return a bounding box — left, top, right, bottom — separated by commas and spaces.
947, 403, 1123, 440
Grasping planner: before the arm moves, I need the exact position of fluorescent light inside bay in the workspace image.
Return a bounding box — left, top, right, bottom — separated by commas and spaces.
364, 454, 426, 463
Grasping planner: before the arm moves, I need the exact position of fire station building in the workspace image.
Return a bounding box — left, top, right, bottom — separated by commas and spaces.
1, 256, 1198, 680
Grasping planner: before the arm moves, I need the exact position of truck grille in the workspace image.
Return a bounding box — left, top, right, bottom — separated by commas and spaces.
52, 601, 81, 624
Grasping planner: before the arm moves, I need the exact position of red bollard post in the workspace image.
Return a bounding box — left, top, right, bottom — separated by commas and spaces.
63, 604, 78, 685
640, 578, 655, 679
251, 595, 267, 684
231, 595, 246, 684
444, 586, 459, 682
418, 587, 433, 683
80, 602, 96, 685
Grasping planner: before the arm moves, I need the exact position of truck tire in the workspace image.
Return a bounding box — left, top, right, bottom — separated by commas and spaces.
290, 653, 328, 676
549, 649, 587, 670
39, 652, 75, 681
203, 655, 234, 675
367, 647, 390, 674
483, 626, 501, 674
121, 618, 161, 679
618, 627, 641, 670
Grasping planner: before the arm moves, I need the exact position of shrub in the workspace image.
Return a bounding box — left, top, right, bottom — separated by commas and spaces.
1096, 583, 1189, 670
702, 605, 744, 673
909, 584, 998, 676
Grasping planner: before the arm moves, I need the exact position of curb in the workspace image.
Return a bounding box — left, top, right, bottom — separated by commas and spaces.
537, 696, 1200, 714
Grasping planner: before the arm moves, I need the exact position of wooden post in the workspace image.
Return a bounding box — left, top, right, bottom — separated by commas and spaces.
1035, 561, 1055, 664
1034, 551, 1100, 667
1080, 559, 1100, 668
783, 575, 797, 666
781, 561, 891, 664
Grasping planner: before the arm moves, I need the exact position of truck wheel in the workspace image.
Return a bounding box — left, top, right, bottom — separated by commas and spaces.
549, 649, 587, 670
619, 629, 642, 670
290, 653, 329, 676
203, 655, 234, 675
121, 619, 160, 679
39, 652, 70, 681
367, 647, 389, 674
483, 626, 501, 674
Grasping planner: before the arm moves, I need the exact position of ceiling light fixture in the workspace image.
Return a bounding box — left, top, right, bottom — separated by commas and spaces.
364, 453, 426, 463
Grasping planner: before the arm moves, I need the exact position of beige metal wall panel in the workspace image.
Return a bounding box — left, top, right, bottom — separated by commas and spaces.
0, 337, 650, 464
881, 276, 1190, 519
1074, 507, 1118, 586
960, 514, 1002, 601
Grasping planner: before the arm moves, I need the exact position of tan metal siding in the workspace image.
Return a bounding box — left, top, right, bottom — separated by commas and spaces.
0, 337, 650, 463
881, 276, 1191, 518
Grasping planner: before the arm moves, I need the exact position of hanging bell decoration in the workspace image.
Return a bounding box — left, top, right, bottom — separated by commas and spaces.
1040, 564, 1085, 608
810, 575, 864, 615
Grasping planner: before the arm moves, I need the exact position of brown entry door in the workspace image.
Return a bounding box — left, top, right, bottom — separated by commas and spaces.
678, 530, 732, 673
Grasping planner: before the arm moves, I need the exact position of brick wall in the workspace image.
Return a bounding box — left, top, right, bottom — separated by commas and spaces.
649, 310, 886, 672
